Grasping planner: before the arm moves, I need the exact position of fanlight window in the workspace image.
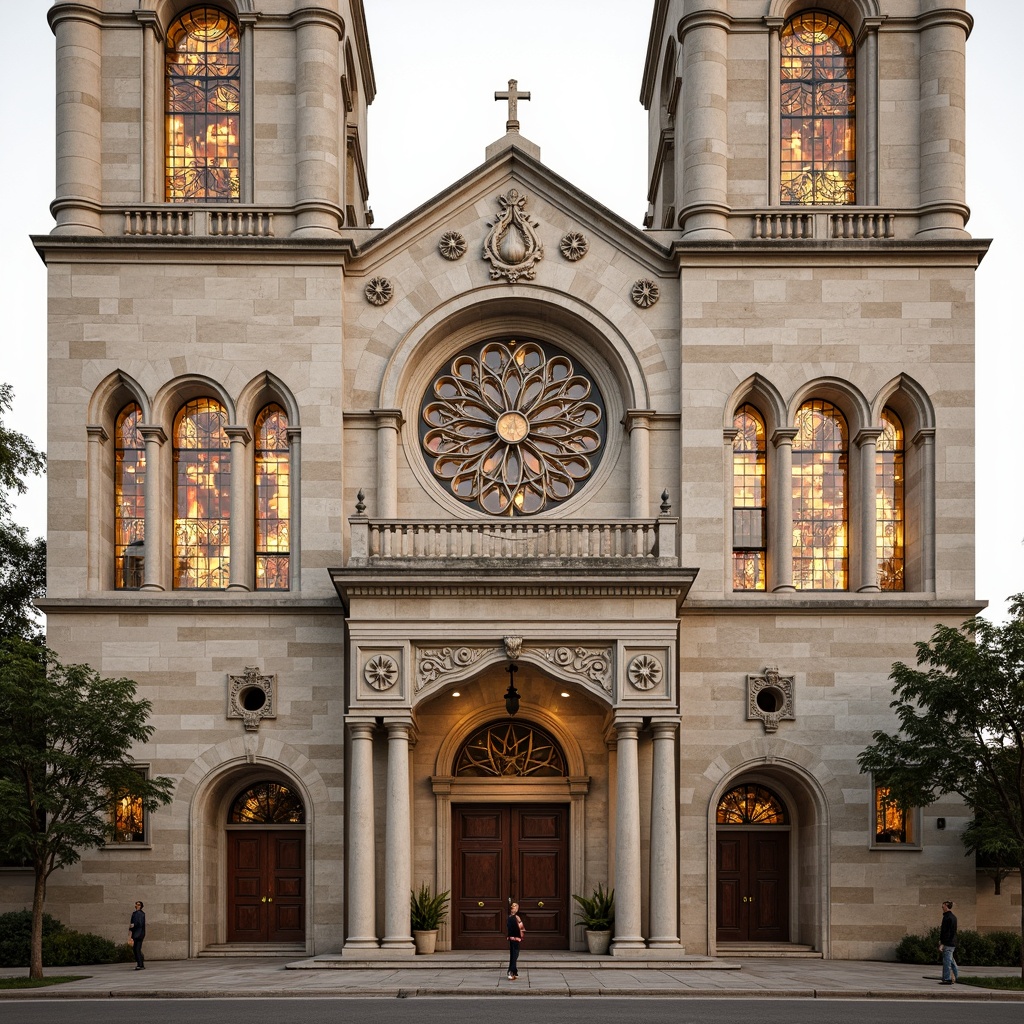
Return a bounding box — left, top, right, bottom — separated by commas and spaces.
173, 398, 230, 589
114, 403, 146, 589
421, 338, 605, 516
165, 7, 240, 202
229, 782, 305, 824
254, 404, 290, 590
455, 721, 567, 777
876, 410, 904, 591
781, 12, 856, 205
716, 784, 787, 825
792, 400, 848, 590
732, 404, 767, 591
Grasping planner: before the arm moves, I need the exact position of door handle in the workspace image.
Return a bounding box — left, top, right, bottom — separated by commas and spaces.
478, 901, 484, 907
261, 897, 267, 903
538, 901, 544, 907
742, 896, 755, 903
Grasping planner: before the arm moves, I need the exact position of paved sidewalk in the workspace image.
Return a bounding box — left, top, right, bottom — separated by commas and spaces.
2, 954, 1022, 1000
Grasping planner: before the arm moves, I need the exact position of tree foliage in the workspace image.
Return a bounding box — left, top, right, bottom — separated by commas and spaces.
0, 640, 174, 978
858, 595, 1024, 975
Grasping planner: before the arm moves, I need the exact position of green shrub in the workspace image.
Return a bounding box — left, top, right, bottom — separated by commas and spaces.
895, 925, 1022, 967
0, 911, 64, 968
0, 910, 132, 967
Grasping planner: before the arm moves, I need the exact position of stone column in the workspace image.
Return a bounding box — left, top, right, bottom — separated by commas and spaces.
373, 410, 403, 519
345, 721, 379, 948
381, 719, 415, 953
49, 1, 103, 234
678, 7, 731, 237
287, 427, 301, 591
859, 19, 884, 207
916, 9, 972, 237
765, 18, 783, 205
855, 429, 881, 592
238, 12, 258, 204
85, 425, 108, 591
226, 427, 252, 591
139, 426, 167, 591
770, 428, 796, 591
625, 410, 654, 518
915, 429, 936, 592
612, 720, 645, 952
290, 8, 343, 236
134, 10, 161, 204
647, 722, 679, 947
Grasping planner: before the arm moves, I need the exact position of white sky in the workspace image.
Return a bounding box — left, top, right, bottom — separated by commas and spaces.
1, 1, 1020, 619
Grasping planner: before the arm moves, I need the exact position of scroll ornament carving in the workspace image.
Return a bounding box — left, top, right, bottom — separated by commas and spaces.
631, 279, 660, 308
747, 665, 796, 734
416, 645, 487, 690
536, 646, 613, 693
365, 277, 393, 306
363, 654, 399, 691
627, 654, 663, 691
559, 230, 589, 261
438, 230, 467, 260
227, 666, 276, 732
482, 188, 544, 283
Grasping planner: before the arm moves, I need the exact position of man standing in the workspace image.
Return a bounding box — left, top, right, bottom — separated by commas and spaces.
938, 900, 958, 985
129, 900, 146, 970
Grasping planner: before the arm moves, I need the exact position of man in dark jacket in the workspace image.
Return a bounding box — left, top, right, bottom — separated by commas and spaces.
938, 900, 958, 984
129, 901, 146, 970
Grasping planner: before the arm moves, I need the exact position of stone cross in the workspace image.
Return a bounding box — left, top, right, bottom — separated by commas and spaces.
495, 78, 530, 133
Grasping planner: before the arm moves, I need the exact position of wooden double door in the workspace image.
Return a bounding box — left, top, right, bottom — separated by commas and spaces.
226, 830, 305, 943
716, 831, 789, 942
452, 804, 569, 949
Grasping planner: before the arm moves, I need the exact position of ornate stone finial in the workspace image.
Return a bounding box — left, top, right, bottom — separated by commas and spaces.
495, 78, 530, 133
355, 489, 366, 515
660, 490, 671, 514
503, 635, 523, 661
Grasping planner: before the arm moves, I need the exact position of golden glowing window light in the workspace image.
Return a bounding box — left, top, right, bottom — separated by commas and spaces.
732, 404, 766, 591
716, 784, 786, 825
255, 405, 290, 590
114, 403, 146, 590
876, 410, 905, 590
113, 788, 145, 843
874, 785, 912, 843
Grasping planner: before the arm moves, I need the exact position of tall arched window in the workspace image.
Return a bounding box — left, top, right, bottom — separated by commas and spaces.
793, 400, 848, 590
173, 398, 230, 589
165, 7, 240, 202
781, 12, 855, 205
876, 409, 905, 591
254, 404, 290, 590
114, 403, 146, 589
732, 405, 767, 591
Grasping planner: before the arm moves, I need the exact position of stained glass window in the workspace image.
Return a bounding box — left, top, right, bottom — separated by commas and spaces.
255, 405, 290, 590
876, 410, 904, 591
165, 7, 240, 202
229, 782, 305, 824
781, 12, 855, 205
733, 405, 767, 591
173, 398, 230, 589
716, 784, 787, 825
112, 769, 147, 843
115, 403, 146, 589
455, 721, 567, 777
792, 400, 848, 590
421, 338, 605, 516
874, 785, 914, 844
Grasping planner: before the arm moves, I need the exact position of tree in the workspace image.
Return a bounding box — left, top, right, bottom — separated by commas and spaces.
0, 383, 46, 641
0, 640, 174, 978
858, 596, 1024, 977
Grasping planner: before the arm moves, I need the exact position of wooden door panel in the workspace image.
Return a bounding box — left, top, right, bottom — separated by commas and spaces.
227, 830, 306, 944
716, 832, 789, 943
461, 851, 503, 896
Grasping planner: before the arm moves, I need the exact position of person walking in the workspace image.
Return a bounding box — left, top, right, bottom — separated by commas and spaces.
938, 899, 958, 984
506, 900, 525, 980
129, 900, 146, 970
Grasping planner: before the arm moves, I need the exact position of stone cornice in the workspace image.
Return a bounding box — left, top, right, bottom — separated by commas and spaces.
681, 596, 986, 616
38, 595, 343, 613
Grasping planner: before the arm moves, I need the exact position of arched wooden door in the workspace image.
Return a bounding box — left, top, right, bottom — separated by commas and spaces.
225, 781, 306, 944
715, 783, 790, 943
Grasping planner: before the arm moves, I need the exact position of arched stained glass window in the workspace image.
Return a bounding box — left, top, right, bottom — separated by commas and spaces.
229, 781, 305, 824
732, 404, 767, 591
781, 12, 856, 205
793, 400, 848, 590
165, 7, 240, 202
455, 721, 567, 777
174, 398, 230, 589
114, 403, 146, 589
716, 784, 787, 825
876, 410, 904, 591
254, 404, 290, 590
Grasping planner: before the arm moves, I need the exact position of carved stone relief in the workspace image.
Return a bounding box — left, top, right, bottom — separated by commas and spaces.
482, 188, 544, 283
438, 230, 467, 260
416, 646, 488, 690
746, 665, 796, 733
535, 646, 613, 693
627, 653, 663, 690
631, 279, 660, 308
365, 276, 393, 305
227, 666, 276, 731
363, 654, 399, 691
559, 230, 589, 261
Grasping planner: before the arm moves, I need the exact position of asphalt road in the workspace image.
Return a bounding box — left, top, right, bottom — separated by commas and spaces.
2, 998, 1021, 1024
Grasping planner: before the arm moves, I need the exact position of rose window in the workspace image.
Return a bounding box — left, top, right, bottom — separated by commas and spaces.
420, 338, 605, 515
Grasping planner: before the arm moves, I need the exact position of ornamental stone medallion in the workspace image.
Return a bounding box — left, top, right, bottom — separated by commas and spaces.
482, 188, 544, 282
438, 230, 467, 260
746, 666, 796, 733
227, 666, 276, 731
364, 276, 393, 305
627, 653, 663, 690
363, 654, 399, 691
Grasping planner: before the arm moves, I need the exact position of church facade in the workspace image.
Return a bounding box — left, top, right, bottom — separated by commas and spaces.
3, 0, 1011, 961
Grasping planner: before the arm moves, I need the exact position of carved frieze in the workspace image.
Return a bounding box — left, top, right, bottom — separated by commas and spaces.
536, 646, 613, 693
482, 188, 544, 283
416, 645, 488, 690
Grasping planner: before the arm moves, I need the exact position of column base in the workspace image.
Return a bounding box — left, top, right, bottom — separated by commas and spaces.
646, 938, 684, 949
340, 938, 380, 954
380, 937, 415, 953
611, 938, 647, 955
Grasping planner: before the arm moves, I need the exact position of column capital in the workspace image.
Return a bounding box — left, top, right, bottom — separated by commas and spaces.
139, 425, 167, 446
771, 427, 798, 447
225, 425, 252, 445
649, 720, 678, 740
853, 428, 882, 449
912, 428, 936, 447
372, 408, 405, 430
133, 9, 164, 41
348, 719, 377, 741
623, 409, 656, 432
86, 424, 109, 443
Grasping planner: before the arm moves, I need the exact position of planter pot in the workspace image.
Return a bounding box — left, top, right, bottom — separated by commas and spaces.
413, 929, 438, 954
585, 929, 612, 955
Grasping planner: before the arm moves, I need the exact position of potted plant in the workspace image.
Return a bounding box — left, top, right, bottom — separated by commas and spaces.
572, 882, 614, 954
410, 882, 450, 954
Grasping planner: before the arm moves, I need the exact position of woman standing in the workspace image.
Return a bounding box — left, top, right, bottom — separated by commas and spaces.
506, 900, 525, 980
